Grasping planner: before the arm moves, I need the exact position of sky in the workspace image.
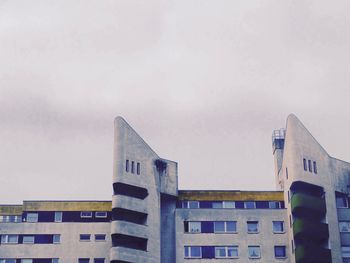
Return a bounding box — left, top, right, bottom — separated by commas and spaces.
1, 0, 350, 203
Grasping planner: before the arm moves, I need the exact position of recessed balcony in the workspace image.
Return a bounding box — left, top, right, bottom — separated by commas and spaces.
293, 218, 329, 242
291, 193, 326, 219
295, 245, 332, 263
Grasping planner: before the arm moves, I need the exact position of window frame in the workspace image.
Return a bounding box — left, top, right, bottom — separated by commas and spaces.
95, 234, 107, 241
214, 221, 237, 233
248, 246, 261, 259
274, 246, 287, 258
184, 246, 202, 258
273, 221, 285, 233
1, 234, 19, 244
244, 201, 256, 209
53, 234, 61, 244
80, 211, 93, 218
22, 235, 35, 244
182, 201, 199, 209
79, 234, 91, 242
215, 246, 239, 258
95, 212, 107, 218
340, 221, 350, 233
93, 259, 105, 263
54, 212, 63, 222
188, 222, 201, 233
247, 221, 259, 234
26, 213, 38, 223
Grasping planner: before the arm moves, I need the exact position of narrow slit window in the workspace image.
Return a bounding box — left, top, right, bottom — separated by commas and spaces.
308, 160, 312, 172
286, 167, 288, 179
125, 160, 129, 172
313, 161, 317, 174
303, 158, 307, 171
137, 162, 140, 175
131, 161, 135, 174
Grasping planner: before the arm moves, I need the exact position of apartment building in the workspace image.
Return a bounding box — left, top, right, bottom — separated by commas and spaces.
1, 114, 349, 263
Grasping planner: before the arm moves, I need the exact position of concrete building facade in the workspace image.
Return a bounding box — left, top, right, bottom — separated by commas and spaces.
1, 115, 349, 263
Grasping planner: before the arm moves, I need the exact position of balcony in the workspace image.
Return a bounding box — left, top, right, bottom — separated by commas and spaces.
293, 219, 329, 242
291, 193, 326, 219
295, 245, 332, 263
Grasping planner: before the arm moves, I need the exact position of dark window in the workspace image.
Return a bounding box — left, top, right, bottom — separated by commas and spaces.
112, 208, 147, 225
131, 161, 135, 174
112, 234, 147, 251
274, 246, 286, 258
95, 212, 107, 218
303, 158, 307, 171
94, 259, 104, 263
273, 221, 284, 233
286, 167, 288, 179
308, 160, 312, 172
80, 212, 92, 218
125, 160, 129, 172
313, 161, 317, 174
78, 259, 89, 263
95, 234, 106, 241
80, 234, 91, 241
113, 182, 148, 199
244, 201, 256, 209
137, 162, 140, 175
247, 221, 259, 233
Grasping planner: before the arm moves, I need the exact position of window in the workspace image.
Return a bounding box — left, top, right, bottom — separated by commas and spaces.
342, 247, 350, 258
22, 236, 34, 244
337, 196, 348, 208
0, 215, 21, 223
125, 160, 129, 172
80, 212, 92, 218
313, 161, 317, 174
137, 162, 140, 175
95, 234, 106, 241
286, 167, 288, 179
1, 235, 18, 244
247, 221, 259, 233
248, 246, 261, 258
26, 213, 38, 223
212, 201, 223, 208
223, 201, 235, 208
131, 161, 135, 174
0, 260, 16, 263
21, 260, 32, 263
214, 221, 237, 233
54, 212, 62, 222
215, 246, 238, 258
244, 201, 256, 209
78, 259, 89, 263
52, 259, 59, 263
184, 246, 201, 258
95, 212, 107, 218
340, 222, 350, 232
269, 201, 281, 209
303, 158, 307, 171
307, 160, 312, 172
275, 246, 286, 258
182, 201, 199, 209
188, 222, 201, 233
53, 234, 61, 244
94, 259, 104, 263
273, 221, 284, 233
80, 234, 91, 241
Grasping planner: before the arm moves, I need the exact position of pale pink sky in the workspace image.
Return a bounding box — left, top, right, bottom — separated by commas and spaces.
1, 0, 350, 203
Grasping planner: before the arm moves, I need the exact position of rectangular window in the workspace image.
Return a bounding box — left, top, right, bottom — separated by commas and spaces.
215, 246, 238, 258
273, 221, 284, 233
125, 160, 129, 172
184, 246, 202, 258
303, 158, 307, 171
0, 215, 21, 223
247, 221, 259, 233
131, 161, 135, 174
313, 161, 317, 174
52, 259, 59, 263
95, 234, 106, 241
22, 236, 34, 244
182, 201, 199, 209
1, 235, 19, 244
342, 247, 350, 258
188, 222, 201, 233
337, 196, 348, 208
269, 201, 281, 209
53, 234, 61, 244
212, 201, 223, 208
214, 221, 237, 233
275, 246, 286, 258
80, 211, 92, 218
21, 260, 32, 263
248, 246, 261, 258
244, 201, 256, 209
223, 201, 235, 208
54, 212, 63, 222
80, 234, 91, 241
286, 167, 288, 179
308, 160, 312, 172
26, 213, 38, 223
340, 222, 350, 233
94, 259, 105, 263
95, 212, 107, 218
78, 259, 89, 263
137, 162, 140, 175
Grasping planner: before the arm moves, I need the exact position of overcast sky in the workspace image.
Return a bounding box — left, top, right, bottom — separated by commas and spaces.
1, 0, 350, 203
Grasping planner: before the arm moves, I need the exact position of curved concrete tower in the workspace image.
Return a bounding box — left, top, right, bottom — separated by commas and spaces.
110, 117, 178, 263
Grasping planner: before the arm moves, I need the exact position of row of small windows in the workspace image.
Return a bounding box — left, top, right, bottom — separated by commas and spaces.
1, 234, 60, 244
17, 211, 110, 223
184, 245, 286, 259
303, 158, 317, 174
125, 160, 140, 175
0, 259, 105, 263
180, 200, 284, 209
185, 221, 284, 234
79, 234, 106, 242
